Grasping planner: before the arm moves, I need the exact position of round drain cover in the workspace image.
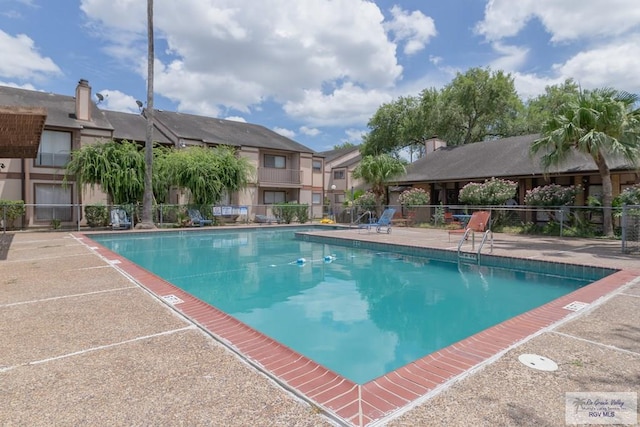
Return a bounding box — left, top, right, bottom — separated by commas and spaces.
518, 354, 558, 371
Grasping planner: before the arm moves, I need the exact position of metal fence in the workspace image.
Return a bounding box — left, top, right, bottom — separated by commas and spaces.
2, 203, 639, 255
0, 203, 326, 233
621, 205, 640, 253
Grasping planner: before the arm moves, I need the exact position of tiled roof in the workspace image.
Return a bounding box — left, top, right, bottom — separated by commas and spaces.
102, 110, 171, 145
0, 85, 113, 130
318, 145, 360, 162
153, 110, 314, 153
402, 134, 637, 183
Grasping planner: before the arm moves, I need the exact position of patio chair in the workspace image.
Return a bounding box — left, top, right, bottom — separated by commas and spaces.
187, 208, 212, 227
110, 208, 132, 230
448, 210, 490, 242
254, 214, 280, 224
371, 208, 396, 234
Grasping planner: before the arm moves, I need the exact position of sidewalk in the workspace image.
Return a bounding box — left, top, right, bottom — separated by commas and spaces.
1, 229, 638, 426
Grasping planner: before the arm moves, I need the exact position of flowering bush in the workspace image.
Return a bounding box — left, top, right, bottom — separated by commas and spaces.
355, 191, 378, 212
459, 178, 517, 206
524, 184, 581, 206
617, 184, 640, 206
398, 187, 430, 207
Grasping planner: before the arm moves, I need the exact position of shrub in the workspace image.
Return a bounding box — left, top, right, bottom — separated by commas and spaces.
84, 204, 109, 227
354, 191, 378, 212
272, 203, 309, 224
617, 184, 640, 206
398, 187, 430, 207
0, 200, 26, 229
524, 184, 581, 206
459, 178, 517, 206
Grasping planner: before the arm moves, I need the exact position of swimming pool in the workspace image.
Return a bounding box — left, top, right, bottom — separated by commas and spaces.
90, 227, 602, 384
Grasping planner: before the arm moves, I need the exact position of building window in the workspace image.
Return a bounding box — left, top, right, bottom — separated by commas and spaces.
36, 130, 71, 167
333, 170, 345, 180
335, 194, 345, 204
312, 160, 322, 171
35, 184, 72, 221
264, 191, 286, 204
312, 193, 322, 204
264, 154, 286, 169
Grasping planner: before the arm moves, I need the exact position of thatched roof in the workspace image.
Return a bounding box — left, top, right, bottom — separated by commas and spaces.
0, 106, 47, 158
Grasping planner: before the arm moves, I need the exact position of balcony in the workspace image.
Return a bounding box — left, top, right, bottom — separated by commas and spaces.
258, 167, 302, 186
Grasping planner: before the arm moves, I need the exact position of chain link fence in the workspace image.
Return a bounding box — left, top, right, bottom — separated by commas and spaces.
2, 202, 639, 255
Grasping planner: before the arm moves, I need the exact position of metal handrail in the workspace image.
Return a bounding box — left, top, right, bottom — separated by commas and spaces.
353, 211, 373, 226
457, 228, 493, 264
477, 230, 493, 263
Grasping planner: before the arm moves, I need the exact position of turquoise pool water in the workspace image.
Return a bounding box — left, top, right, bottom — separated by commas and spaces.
91, 228, 594, 384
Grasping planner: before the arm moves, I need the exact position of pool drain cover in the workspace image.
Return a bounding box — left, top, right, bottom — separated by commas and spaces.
518, 354, 558, 371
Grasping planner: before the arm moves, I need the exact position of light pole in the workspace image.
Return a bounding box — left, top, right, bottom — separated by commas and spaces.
330, 184, 336, 221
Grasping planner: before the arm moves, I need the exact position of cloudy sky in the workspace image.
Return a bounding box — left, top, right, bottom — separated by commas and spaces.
1, 0, 639, 152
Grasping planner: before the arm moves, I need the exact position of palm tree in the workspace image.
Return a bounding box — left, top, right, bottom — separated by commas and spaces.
531, 88, 640, 236
352, 154, 406, 213
138, 0, 155, 229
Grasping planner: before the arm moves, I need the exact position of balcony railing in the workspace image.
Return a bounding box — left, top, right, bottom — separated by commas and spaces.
258, 167, 302, 185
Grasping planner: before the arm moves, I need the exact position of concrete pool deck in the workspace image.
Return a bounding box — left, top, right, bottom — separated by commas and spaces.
1, 227, 639, 426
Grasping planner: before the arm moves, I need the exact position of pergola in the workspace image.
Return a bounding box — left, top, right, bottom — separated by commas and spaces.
0, 106, 47, 158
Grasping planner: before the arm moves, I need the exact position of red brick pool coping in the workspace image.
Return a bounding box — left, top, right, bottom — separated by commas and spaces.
77, 233, 639, 426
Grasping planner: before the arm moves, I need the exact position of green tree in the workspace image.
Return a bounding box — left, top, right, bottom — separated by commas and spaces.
166, 145, 254, 206
333, 141, 357, 150
352, 154, 406, 213
523, 79, 580, 134
437, 67, 524, 145
361, 95, 432, 156
531, 87, 640, 236
65, 140, 145, 205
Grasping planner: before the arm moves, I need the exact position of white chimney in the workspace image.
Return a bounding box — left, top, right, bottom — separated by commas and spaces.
75, 79, 92, 121
425, 136, 446, 155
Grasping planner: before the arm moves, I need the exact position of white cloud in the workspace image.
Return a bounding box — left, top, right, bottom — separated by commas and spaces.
385, 5, 436, 55
344, 128, 366, 144
80, 0, 407, 127
553, 38, 640, 92
0, 80, 37, 90
300, 126, 321, 137
488, 42, 529, 72
0, 30, 61, 80
283, 82, 394, 127
477, 0, 640, 43
224, 116, 246, 123
273, 126, 296, 139
97, 89, 141, 114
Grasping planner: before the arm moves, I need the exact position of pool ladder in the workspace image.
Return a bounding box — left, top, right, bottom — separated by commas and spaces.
457, 229, 493, 264
352, 211, 375, 231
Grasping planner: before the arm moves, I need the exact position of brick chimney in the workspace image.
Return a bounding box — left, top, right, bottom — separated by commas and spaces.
75, 79, 92, 121
424, 136, 446, 155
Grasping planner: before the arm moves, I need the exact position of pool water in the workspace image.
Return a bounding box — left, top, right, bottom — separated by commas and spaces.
92, 228, 593, 384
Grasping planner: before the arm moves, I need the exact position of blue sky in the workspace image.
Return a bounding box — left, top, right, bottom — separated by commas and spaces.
1, 0, 640, 153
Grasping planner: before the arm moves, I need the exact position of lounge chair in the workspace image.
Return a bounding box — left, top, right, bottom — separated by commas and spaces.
448, 210, 490, 241
254, 214, 280, 224
110, 208, 132, 230
368, 208, 395, 234
188, 209, 212, 227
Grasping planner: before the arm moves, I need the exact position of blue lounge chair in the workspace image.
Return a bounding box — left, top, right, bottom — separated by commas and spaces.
188, 209, 212, 227
110, 208, 132, 230
374, 208, 395, 233
254, 214, 281, 224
